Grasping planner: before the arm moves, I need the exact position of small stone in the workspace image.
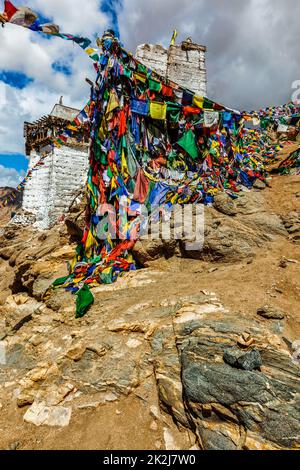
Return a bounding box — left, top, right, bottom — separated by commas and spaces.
44, 383, 75, 406
14, 294, 29, 306
150, 421, 158, 431
28, 335, 44, 347
17, 391, 35, 408
23, 402, 72, 427
274, 288, 283, 294
65, 344, 86, 361
223, 348, 262, 371
86, 344, 107, 357
253, 179, 266, 190
27, 363, 59, 382
208, 267, 218, 273
200, 290, 210, 296
103, 392, 118, 402
163, 428, 178, 451
0, 341, 6, 365
150, 405, 160, 420
237, 332, 254, 349
257, 306, 285, 320
8, 442, 19, 451
213, 193, 237, 216
292, 340, 300, 351
126, 338, 143, 349
292, 350, 300, 365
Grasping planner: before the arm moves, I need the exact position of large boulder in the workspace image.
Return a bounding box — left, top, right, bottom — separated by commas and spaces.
151, 298, 300, 450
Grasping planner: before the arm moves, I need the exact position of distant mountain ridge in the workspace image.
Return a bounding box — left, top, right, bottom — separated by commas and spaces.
0, 186, 22, 226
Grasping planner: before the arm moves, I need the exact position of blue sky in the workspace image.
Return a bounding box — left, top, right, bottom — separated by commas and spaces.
0, 70, 33, 89
0, 153, 28, 171
0, 0, 299, 188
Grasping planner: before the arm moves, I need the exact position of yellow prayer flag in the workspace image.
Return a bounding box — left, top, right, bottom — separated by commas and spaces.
193, 95, 204, 109
106, 90, 120, 114
85, 47, 98, 56
150, 101, 167, 120
110, 176, 118, 191
85, 230, 97, 259
170, 30, 177, 46
98, 117, 107, 140
134, 72, 147, 83
121, 149, 129, 179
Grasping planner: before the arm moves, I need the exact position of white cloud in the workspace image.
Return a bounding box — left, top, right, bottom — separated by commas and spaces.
29, 0, 108, 37
0, 164, 25, 187
0, 0, 111, 162
118, 0, 300, 109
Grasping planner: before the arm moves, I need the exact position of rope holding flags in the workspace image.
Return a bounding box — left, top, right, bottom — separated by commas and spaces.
3, 1, 100, 61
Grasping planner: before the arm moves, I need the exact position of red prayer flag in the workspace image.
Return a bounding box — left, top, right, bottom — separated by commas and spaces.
4, 0, 18, 20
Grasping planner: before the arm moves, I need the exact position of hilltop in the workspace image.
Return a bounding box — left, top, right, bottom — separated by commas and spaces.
0, 147, 299, 450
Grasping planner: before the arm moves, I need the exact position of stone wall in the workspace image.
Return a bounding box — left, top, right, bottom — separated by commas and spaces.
22, 145, 89, 230
135, 40, 207, 97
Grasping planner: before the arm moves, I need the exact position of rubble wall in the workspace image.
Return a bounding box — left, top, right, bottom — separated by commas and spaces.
22, 145, 89, 229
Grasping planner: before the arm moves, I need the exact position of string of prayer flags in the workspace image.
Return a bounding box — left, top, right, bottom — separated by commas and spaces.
3, 1, 99, 60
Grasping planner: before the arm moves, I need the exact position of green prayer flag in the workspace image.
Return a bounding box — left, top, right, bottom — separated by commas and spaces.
75, 284, 94, 318
203, 98, 214, 110
52, 275, 70, 287
107, 166, 113, 179
167, 102, 181, 122
123, 67, 132, 78
137, 63, 148, 75
177, 129, 199, 160
100, 269, 114, 284
149, 79, 162, 92
90, 53, 99, 61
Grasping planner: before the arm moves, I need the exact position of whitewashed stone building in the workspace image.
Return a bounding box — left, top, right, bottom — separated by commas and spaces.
136, 37, 207, 97
22, 102, 89, 230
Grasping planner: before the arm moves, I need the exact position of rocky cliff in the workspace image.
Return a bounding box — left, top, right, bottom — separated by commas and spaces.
0, 187, 22, 228
0, 168, 299, 450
